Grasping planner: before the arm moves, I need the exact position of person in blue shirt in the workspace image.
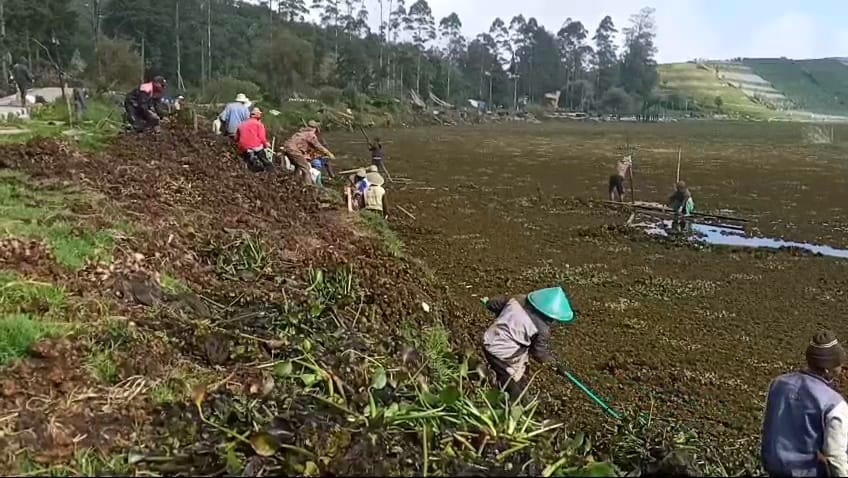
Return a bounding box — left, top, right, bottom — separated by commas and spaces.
218, 93, 251, 139
762, 330, 848, 477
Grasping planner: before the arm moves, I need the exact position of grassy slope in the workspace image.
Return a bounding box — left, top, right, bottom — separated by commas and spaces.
657, 63, 779, 118
743, 58, 848, 116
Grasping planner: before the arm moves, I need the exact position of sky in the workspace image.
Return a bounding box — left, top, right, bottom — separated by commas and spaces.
294, 0, 848, 63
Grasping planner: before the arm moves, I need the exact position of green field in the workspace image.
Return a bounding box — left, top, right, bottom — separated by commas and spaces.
742, 58, 848, 116
658, 58, 848, 119
657, 63, 779, 118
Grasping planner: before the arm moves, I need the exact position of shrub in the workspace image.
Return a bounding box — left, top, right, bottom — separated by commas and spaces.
200, 77, 262, 104
316, 86, 343, 106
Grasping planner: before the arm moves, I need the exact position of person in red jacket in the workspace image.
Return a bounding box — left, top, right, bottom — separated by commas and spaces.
236, 108, 272, 171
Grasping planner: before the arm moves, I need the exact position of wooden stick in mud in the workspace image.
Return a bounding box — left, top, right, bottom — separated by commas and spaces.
628, 162, 636, 204
397, 205, 416, 220
601, 200, 750, 223
676, 147, 682, 183
339, 168, 363, 175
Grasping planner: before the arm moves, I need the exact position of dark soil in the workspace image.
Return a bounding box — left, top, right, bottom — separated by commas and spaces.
0, 124, 465, 474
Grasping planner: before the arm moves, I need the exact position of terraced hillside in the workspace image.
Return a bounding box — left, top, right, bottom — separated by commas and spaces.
658, 58, 848, 120
657, 63, 780, 118
743, 58, 848, 116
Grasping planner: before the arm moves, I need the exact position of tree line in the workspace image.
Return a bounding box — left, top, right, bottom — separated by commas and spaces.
0, 0, 661, 115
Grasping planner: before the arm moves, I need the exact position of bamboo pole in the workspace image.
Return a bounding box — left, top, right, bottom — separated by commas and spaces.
676, 147, 682, 183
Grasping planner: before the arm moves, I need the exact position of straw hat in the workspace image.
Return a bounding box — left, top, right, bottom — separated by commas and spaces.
366, 165, 379, 173
235, 93, 250, 103
307, 120, 321, 128
354, 168, 367, 178
365, 172, 385, 186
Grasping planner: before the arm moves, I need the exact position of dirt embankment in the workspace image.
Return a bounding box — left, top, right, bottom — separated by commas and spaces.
0, 125, 502, 475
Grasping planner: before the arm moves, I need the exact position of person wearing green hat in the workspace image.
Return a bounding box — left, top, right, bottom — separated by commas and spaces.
482, 286, 574, 400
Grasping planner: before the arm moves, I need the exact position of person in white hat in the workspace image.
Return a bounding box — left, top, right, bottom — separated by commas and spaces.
217, 93, 251, 139
363, 171, 388, 218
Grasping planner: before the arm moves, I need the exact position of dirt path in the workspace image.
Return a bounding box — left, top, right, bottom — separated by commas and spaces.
326, 121, 848, 467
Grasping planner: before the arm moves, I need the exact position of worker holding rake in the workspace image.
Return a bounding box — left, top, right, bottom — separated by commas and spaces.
482, 287, 575, 400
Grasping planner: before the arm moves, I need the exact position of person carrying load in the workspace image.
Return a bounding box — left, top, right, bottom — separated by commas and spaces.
482, 287, 575, 400
283, 120, 335, 185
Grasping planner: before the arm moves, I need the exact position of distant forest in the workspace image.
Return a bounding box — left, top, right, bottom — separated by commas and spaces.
2, 0, 661, 113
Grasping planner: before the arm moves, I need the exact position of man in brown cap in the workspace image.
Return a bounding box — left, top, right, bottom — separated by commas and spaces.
762, 330, 848, 477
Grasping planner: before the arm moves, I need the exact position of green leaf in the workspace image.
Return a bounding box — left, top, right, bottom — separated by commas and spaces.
370, 367, 387, 390
439, 385, 461, 406
420, 391, 440, 406
303, 461, 320, 477
483, 389, 505, 408
575, 462, 618, 477
385, 402, 400, 417
249, 432, 279, 457
302, 338, 313, 353
300, 373, 320, 387
274, 361, 294, 377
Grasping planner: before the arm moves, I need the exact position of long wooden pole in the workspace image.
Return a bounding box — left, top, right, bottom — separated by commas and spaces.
676, 146, 681, 183
601, 200, 749, 223
628, 160, 635, 204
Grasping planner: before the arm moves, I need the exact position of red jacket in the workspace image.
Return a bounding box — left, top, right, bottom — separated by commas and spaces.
236, 118, 269, 152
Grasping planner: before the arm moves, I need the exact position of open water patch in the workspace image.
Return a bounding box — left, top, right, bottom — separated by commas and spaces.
636, 220, 848, 259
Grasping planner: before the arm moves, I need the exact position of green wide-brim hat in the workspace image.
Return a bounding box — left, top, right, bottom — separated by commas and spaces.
527, 287, 574, 323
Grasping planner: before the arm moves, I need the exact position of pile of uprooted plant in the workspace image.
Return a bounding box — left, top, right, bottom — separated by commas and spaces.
0, 120, 745, 476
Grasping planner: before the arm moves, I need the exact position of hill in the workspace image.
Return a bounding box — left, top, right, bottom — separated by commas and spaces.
658, 58, 848, 120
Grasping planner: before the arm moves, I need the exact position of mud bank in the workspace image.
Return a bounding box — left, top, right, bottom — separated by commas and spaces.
0, 124, 705, 476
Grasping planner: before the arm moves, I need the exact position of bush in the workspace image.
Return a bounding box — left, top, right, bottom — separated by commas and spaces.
316, 86, 343, 106
88, 38, 143, 93
200, 77, 262, 104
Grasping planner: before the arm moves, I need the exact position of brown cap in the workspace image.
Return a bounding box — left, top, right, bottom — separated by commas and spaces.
806, 330, 847, 371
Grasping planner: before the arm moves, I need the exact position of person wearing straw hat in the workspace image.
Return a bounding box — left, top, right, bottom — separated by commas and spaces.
344, 168, 369, 211
482, 287, 575, 400
218, 93, 252, 139
283, 120, 335, 185
762, 330, 848, 477
363, 171, 388, 218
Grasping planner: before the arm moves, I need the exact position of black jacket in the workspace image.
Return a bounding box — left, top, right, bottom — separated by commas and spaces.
485, 294, 554, 363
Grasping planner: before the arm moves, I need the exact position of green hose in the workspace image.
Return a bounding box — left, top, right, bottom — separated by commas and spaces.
557, 367, 622, 421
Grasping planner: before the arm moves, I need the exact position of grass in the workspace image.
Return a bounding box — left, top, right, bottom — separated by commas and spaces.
17, 448, 132, 476
0, 272, 67, 365
0, 313, 61, 365
84, 345, 119, 383
359, 210, 404, 257
744, 58, 848, 116
160, 273, 190, 295
0, 171, 114, 270
422, 324, 455, 387
0, 97, 123, 151
657, 63, 779, 118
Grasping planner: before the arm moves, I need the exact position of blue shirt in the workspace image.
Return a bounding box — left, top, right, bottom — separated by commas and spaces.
219, 102, 250, 135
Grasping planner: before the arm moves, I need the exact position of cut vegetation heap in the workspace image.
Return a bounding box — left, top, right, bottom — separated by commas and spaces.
0, 121, 736, 475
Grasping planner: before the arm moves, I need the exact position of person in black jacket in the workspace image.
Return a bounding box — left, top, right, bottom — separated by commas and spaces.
124, 76, 167, 132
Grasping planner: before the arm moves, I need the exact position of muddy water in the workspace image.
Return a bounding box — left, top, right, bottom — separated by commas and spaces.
330, 121, 848, 464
